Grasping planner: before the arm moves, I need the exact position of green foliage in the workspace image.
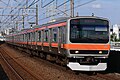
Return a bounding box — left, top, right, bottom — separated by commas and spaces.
111, 33, 120, 42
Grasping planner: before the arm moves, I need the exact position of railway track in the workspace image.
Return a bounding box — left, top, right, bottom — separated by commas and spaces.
0, 46, 45, 80
95, 73, 120, 80
1, 44, 120, 80
0, 52, 23, 80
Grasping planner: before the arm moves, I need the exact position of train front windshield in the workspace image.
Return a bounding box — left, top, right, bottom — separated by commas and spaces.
70, 18, 109, 43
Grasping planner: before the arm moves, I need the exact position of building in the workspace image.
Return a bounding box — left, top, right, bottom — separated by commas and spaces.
110, 24, 120, 40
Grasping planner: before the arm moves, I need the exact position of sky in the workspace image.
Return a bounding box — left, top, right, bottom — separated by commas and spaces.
0, 0, 120, 30
74, 0, 120, 25
40, 0, 120, 27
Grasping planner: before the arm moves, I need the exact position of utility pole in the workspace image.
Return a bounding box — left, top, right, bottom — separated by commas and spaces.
64, 0, 67, 17
70, 0, 74, 17
26, 0, 28, 8
36, 4, 38, 25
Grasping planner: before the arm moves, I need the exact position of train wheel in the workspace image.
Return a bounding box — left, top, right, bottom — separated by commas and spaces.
46, 54, 56, 62
40, 52, 46, 59
56, 55, 61, 65
29, 50, 34, 57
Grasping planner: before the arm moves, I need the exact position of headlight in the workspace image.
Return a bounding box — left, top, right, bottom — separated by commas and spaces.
75, 51, 79, 53
99, 51, 102, 54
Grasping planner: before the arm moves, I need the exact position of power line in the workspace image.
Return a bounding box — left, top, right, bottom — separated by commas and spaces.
1, 0, 97, 30
56, 0, 70, 8
1, 0, 27, 28
0, 0, 10, 22
41, 0, 54, 8
39, 0, 97, 21
1, 0, 39, 29
0, 0, 8, 5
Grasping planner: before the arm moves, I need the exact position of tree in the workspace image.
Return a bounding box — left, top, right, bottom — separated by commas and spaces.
111, 33, 117, 41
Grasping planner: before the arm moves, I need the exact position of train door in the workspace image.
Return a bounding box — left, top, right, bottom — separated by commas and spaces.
41, 30, 44, 50
28, 33, 31, 48
31, 32, 34, 47
35, 31, 39, 49
44, 29, 49, 51
49, 28, 52, 51
27, 33, 29, 46
32, 32, 36, 48
58, 27, 61, 53
37, 30, 42, 50
52, 27, 58, 53
58, 27, 65, 53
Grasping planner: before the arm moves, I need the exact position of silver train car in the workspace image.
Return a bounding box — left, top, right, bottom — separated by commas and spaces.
6, 16, 110, 71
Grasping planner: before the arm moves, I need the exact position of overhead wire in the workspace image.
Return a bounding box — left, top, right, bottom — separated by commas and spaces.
1, 0, 29, 27
38, 0, 97, 21
0, 0, 10, 27
1, 0, 97, 29
0, 0, 8, 5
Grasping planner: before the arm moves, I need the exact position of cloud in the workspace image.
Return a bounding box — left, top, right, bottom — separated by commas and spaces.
92, 4, 102, 9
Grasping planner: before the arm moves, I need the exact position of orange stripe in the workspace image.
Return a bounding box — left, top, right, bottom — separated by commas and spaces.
31, 42, 37, 45
43, 42, 49, 46
28, 42, 31, 45
12, 41, 110, 50
37, 42, 42, 45
51, 43, 63, 48
51, 43, 58, 47
64, 44, 110, 50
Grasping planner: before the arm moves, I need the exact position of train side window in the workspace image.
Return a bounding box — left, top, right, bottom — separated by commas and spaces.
33, 32, 35, 42
34, 32, 36, 42
44, 30, 49, 42
30, 32, 32, 42
30, 33, 31, 42
38, 31, 41, 42
19, 35, 20, 42
52, 28, 58, 42
33, 32, 36, 42
25, 34, 27, 42
32, 32, 34, 42
18, 35, 19, 42
20, 35, 21, 42
22, 34, 23, 42
28, 33, 30, 41
35, 31, 38, 42
49, 28, 52, 43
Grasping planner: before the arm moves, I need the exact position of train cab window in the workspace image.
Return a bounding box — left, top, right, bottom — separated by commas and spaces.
44, 30, 49, 42
52, 28, 58, 42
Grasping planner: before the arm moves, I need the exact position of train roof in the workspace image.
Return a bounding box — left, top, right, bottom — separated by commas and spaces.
35, 17, 69, 28
6, 16, 109, 36
22, 16, 109, 30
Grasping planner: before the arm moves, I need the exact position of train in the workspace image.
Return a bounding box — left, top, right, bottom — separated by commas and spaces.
5, 16, 110, 71
0, 36, 5, 42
